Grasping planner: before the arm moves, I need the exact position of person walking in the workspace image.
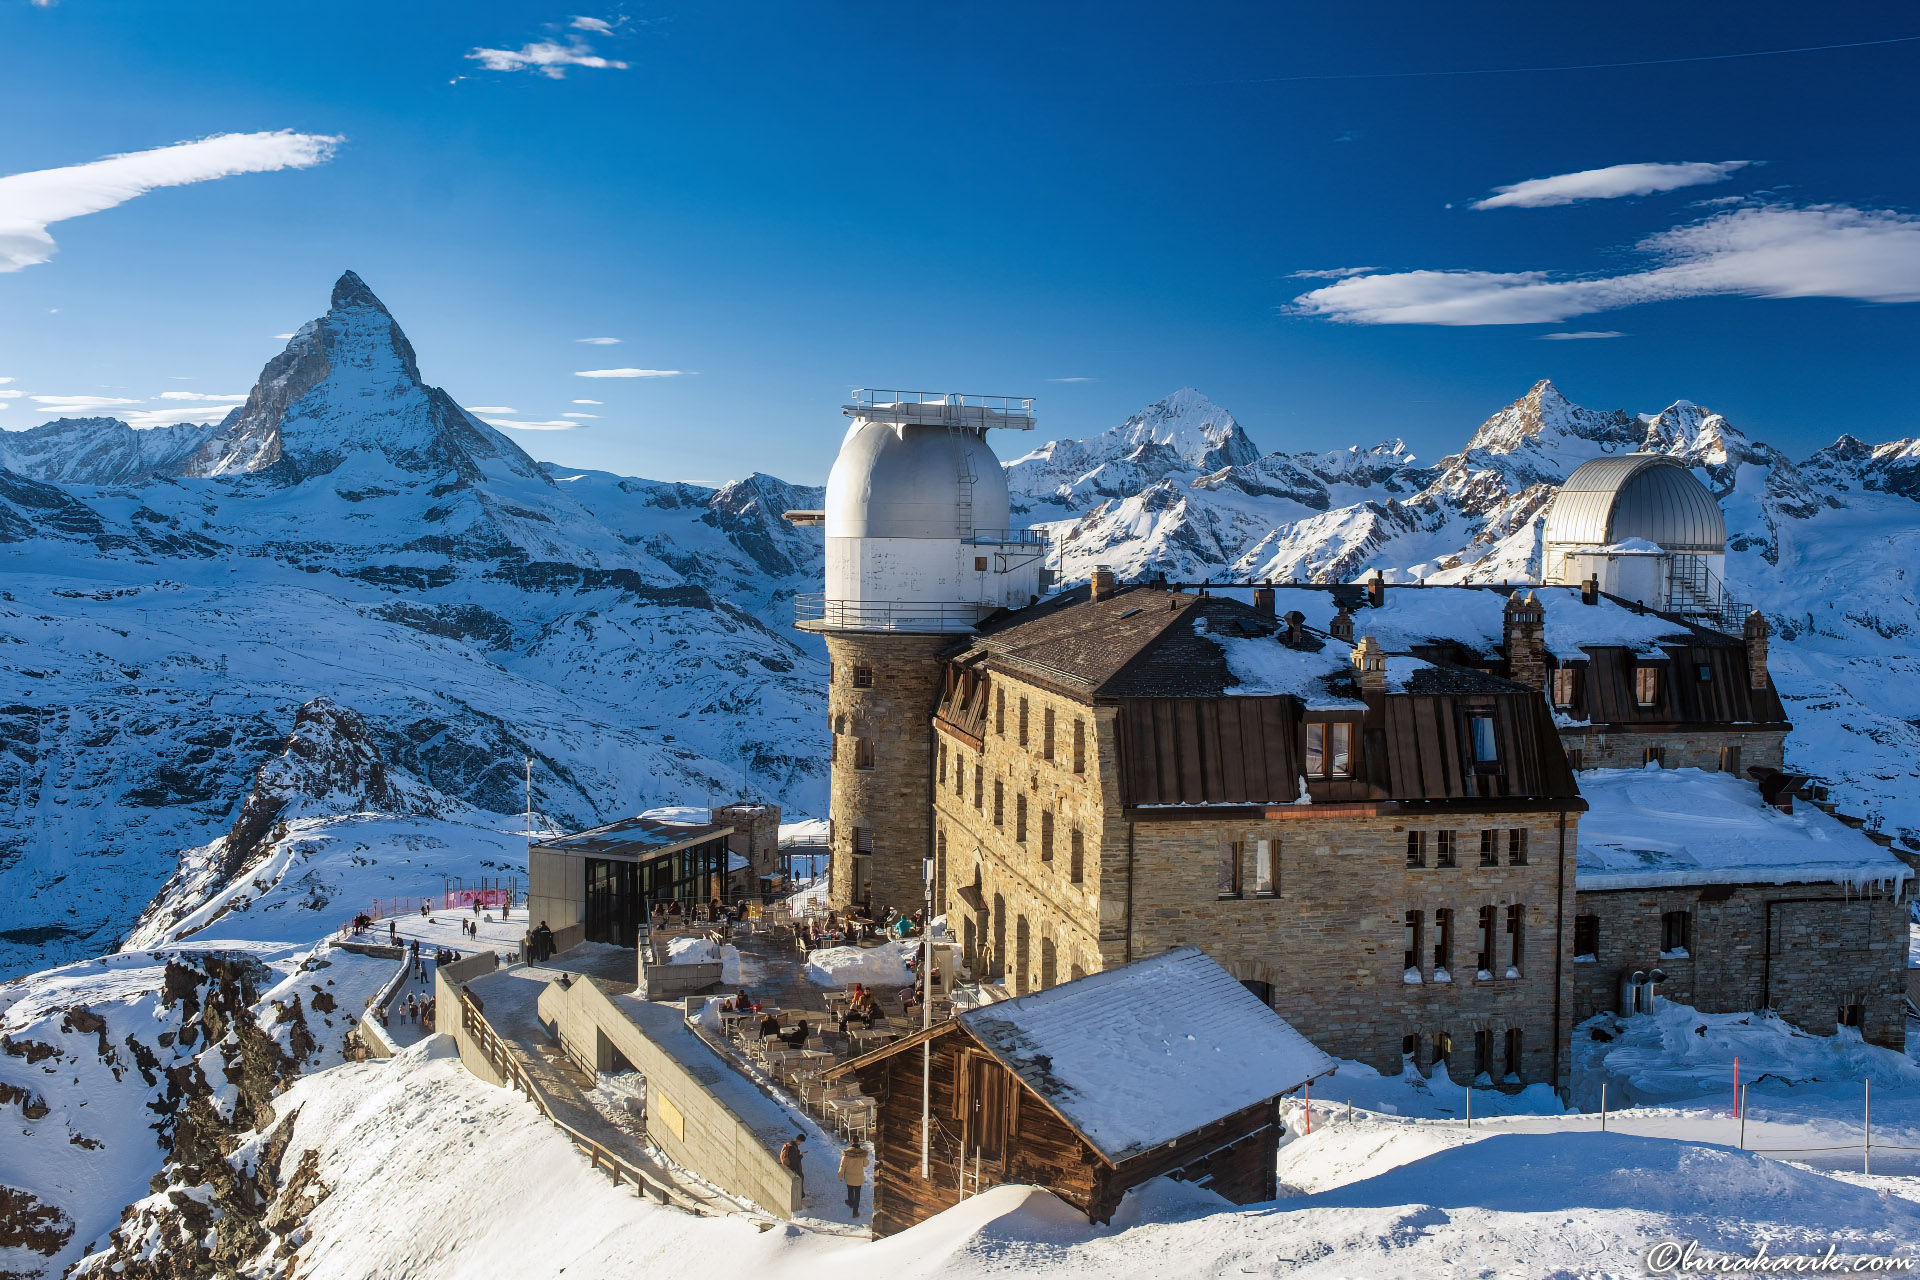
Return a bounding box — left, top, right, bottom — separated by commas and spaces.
778, 1132, 806, 1198
839, 1143, 867, 1218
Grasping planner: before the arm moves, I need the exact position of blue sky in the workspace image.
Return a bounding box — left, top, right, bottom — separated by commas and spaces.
2, 1, 1917, 485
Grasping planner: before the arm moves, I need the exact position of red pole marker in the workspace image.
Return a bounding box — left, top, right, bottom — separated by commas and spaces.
1733, 1056, 1740, 1120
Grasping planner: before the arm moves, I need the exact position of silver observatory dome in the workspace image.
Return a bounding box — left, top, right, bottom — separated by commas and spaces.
1543, 453, 1725, 554
823, 419, 1011, 540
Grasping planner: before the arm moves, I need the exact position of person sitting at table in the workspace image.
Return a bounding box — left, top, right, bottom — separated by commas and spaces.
758, 1011, 781, 1039
780, 1018, 810, 1048
733, 987, 751, 1010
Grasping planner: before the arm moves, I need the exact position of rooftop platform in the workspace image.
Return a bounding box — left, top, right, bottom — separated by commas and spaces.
534, 813, 732, 862
843, 388, 1035, 431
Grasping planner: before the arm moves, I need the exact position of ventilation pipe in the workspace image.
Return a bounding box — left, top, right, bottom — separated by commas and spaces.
1253, 586, 1275, 616
1366, 572, 1386, 609
1581, 576, 1599, 606
1330, 603, 1355, 642
1283, 610, 1306, 647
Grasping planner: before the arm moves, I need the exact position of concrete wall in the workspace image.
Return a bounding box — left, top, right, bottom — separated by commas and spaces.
1572, 882, 1909, 1049
537, 976, 804, 1218
358, 956, 410, 1060
528, 848, 588, 938
434, 950, 503, 1085
638, 960, 724, 1000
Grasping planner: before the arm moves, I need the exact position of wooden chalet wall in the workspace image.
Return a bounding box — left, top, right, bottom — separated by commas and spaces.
849, 1025, 1283, 1237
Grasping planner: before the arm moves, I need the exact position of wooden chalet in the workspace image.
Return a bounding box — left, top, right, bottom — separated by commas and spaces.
825, 946, 1334, 1236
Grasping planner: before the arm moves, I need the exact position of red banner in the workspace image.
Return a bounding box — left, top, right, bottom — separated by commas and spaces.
444, 889, 511, 909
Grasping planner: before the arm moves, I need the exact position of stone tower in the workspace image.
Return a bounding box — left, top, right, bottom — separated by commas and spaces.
792, 391, 1046, 915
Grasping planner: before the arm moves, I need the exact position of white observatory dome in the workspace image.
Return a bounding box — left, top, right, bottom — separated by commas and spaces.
1543, 453, 1725, 554
824, 420, 1011, 540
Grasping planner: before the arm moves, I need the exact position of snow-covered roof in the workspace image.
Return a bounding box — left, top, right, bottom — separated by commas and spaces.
1203, 620, 1362, 709
957, 946, 1335, 1164
1534, 585, 1703, 660
1575, 768, 1912, 892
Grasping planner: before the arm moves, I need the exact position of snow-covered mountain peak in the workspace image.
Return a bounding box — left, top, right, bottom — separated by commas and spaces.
1116, 386, 1261, 471
1462, 378, 1640, 460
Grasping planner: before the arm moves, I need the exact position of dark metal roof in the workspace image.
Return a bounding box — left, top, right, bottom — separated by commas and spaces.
534, 815, 732, 862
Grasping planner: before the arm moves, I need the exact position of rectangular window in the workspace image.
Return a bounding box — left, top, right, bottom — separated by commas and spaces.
1468, 712, 1498, 764
1838, 1003, 1863, 1028
1217, 841, 1241, 898
1506, 904, 1524, 973
939, 740, 948, 783
995, 688, 1005, 736
955, 755, 965, 796
993, 780, 1004, 828
973, 765, 983, 811
1504, 1028, 1523, 1081
854, 737, 875, 770
1550, 666, 1577, 709
1661, 909, 1691, 956
1039, 810, 1054, 861
974, 556, 988, 571
1436, 830, 1456, 868
1305, 722, 1354, 778
1635, 666, 1660, 707
1015, 794, 1028, 843
1018, 697, 1029, 747
1507, 827, 1528, 866
1072, 720, 1086, 774
1479, 829, 1498, 867
1475, 1028, 1492, 1079
851, 664, 874, 689
1476, 905, 1495, 973
935, 830, 947, 915
855, 826, 874, 855
1695, 662, 1712, 683
1042, 707, 1055, 762
1403, 910, 1423, 972
1644, 745, 1666, 768
1433, 908, 1452, 973
1566, 747, 1584, 771
1069, 828, 1084, 884
1253, 839, 1277, 895
1719, 745, 1742, 776
1406, 830, 1426, 867
1573, 914, 1599, 959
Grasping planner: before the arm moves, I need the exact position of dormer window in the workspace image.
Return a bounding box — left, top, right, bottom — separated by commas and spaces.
1550, 667, 1578, 710
1467, 711, 1498, 769
1305, 721, 1353, 778
1634, 666, 1660, 707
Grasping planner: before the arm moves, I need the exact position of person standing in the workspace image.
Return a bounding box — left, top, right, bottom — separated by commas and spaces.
779, 1132, 806, 1198
838, 1143, 867, 1218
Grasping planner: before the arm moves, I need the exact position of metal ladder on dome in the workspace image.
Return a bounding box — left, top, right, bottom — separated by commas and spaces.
949, 421, 978, 541
1667, 556, 1748, 631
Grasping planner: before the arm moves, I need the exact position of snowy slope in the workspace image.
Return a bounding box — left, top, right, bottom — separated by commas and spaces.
0, 272, 827, 977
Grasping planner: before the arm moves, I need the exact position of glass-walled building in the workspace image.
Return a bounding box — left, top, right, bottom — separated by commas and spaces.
528, 814, 737, 949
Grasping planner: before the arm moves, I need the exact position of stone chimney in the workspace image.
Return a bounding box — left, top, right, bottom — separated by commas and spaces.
1090, 565, 1116, 601
1503, 590, 1547, 692
1253, 586, 1275, 616
1744, 609, 1770, 690
1580, 575, 1599, 606
1352, 635, 1387, 692
1282, 609, 1305, 646
1366, 573, 1386, 609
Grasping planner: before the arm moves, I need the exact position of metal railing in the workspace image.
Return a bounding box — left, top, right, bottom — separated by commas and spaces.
848, 389, 1034, 416
962, 528, 1048, 546
793, 594, 991, 631
1665, 556, 1748, 631
458, 987, 708, 1215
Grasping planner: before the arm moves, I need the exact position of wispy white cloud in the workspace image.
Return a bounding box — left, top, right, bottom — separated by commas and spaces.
571, 398, 602, 405
574, 367, 683, 378
1473, 160, 1751, 210
570, 16, 619, 34
273, 332, 295, 340
0, 377, 12, 384
0, 389, 22, 399
575, 336, 621, 345
562, 412, 599, 419
157, 390, 246, 402
480, 417, 586, 431
1538, 330, 1625, 340
464, 405, 518, 414
467, 34, 629, 79
0, 131, 341, 272
120, 405, 241, 428
1291, 204, 1920, 325
1046, 377, 1096, 383
32, 395, 138, 411
1289, 266, 1376, 280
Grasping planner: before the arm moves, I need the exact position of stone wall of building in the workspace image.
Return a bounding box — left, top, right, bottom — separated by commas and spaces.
824, 632, 949, 916
713, 801, 781, 890
1560, 727, 1786, 775
1571, 882, 1909, 1050
935, 668, 1580, 1087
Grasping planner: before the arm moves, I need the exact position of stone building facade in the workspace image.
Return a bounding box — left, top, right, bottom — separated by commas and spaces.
823, 631, 948, 916
1570, 882, 1909, 1049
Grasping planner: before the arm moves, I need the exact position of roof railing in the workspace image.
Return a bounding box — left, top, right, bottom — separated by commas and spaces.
848, 389, 1034, 416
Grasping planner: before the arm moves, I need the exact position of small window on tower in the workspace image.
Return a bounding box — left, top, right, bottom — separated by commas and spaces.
852, 664, 875, 689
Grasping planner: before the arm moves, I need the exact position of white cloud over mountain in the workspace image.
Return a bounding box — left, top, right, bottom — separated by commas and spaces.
467, 34, 629, 78
1292, 204, 1920, 325
574, 367, 683, 378
0, 131, 340, 272
1473, 160, 1751, 209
